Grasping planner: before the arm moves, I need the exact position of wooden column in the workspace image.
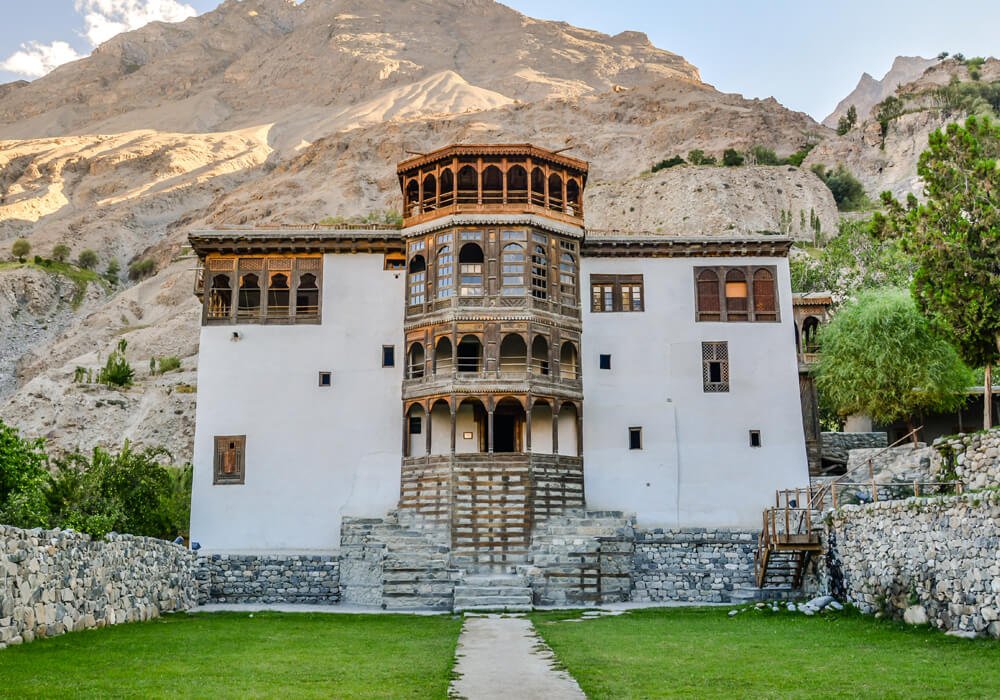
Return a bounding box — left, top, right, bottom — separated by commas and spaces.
543, 164, 550, 210
487, 400, 495, 454
552, 403, 559, 455
402, 411, 410, 458
525, 397, 533, 453
434, 164, 441, 209
425, 403, 433, 456
501, 157, 508, 204
477, 157, 483, 205
450, 406, 457, 454
576, 403, 584, 457
561, 174, 568, 213
417, 172, 424, 214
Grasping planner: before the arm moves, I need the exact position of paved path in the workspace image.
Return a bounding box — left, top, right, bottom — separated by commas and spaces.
450, 615, 585, 700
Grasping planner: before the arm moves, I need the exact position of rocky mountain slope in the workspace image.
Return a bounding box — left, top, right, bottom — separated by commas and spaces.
822, 55, 938, 129
1, 0, 847, 459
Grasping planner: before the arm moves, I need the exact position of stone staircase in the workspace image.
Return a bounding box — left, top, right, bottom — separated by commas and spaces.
453, 574, 533, 612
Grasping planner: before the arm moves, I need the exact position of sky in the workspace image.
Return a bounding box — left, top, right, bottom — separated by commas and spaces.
0, 0, 997, 121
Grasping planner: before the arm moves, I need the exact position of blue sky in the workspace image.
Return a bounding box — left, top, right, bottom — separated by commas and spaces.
1, 0, 997, 121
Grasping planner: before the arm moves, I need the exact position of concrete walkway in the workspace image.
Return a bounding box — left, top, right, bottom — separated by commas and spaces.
450, 615, 585, 700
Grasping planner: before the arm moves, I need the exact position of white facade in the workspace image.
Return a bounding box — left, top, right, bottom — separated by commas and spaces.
190, 253, 404, 552
581, 256, 808, 528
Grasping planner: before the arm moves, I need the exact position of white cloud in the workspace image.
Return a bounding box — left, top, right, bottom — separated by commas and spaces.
76, 0, 198, 47
0, 41, 83, 79
1, 0, 197, 79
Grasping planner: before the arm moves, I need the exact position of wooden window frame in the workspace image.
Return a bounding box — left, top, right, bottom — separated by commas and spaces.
213, 435, 246, 485
702, 341, 730, 393
203, 256, 323, 326
693, 265, 780, 322
590, 274, 644, 312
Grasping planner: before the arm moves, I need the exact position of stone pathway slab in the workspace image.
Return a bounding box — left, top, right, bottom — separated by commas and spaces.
450, 615, 585, 700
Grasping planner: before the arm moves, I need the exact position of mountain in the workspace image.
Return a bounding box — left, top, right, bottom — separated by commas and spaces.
822, 55, 939, 129
0, 0, 841, 458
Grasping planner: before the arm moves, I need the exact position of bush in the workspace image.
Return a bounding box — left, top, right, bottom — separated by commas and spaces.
875, 96, 905, 143
722, 148, 744, 166
97, 339, 135, 388
836, 105, 858, 136
651, 155, 685, 172
52, 243, 70, 262
786, 143, 816, 167
77, 249, 98, 270
811, 163, 868, 211
128, 258, 156, 281
156, 356, 182, 374
0, 420, 50, 528
748, 145, 780, 165
687, 149, 716, 166
11, 238, 30, 262
104, 259, 120, 284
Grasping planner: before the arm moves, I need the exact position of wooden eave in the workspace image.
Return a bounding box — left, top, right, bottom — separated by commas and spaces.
188, 228, 404, 256
397, 143, 589, 177
581, 235, 794, 258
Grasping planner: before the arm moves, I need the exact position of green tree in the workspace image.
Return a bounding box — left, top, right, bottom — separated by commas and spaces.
876, 95, 905, 145
0, 420, 50, 527
651, 155, 685, 172
77, 249, 98, 270
722, 148, 744, 166
748, 145, 780, 165
97, 339, 135, 388
104, 258, 120, 284
873, 115, 1000, 429
52, 243, 70, 262
11, 238, 30, 262
815, 289, 973, 442
836, 104, 858, 135
811, 163, 868, 210
687, 149, 716, 166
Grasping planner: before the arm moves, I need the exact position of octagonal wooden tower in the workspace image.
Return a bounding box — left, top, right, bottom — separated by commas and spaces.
397, 144, 588, 569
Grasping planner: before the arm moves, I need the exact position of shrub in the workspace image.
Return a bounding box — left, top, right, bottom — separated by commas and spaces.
156, 356, 182, 374
97, 339, 134, 388
128, 258, 156, 280
11, 238, 30, 262
722, 148, 744, 166
104, 259, 120, 284
786, 143, 816, 167
811, 163, 868, 211
748, 145, 780, 165
77, 249, 98, 270
875, 96, 905, 144
836, 105, 858, 136
0, 420, 51, 528
52, 243, 70, 262
651, 155, 685, 172
687, 149, 716, 166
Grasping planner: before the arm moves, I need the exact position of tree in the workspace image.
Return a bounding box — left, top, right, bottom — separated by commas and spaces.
722, 148, 744, 166
875, 95, 905, 145
837, 105, 858, 135
78, 249, 98, 270
687, 149, 716, 166
52, 243, 70, 262
873, 115, 1000, 429
0, 420, 50, 527
11, 238, 30, 262
811, 163, 867, 210
815, 289, 974, 442
104, 258, 120, 284
97, 339, 134, 388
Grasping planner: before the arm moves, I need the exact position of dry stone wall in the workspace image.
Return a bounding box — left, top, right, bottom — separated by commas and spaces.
828, 492, 1000, 638
821, 432, 888, 466
0, 527, 196, 649
196, 554, 340, 605
933, 428, 1000, 490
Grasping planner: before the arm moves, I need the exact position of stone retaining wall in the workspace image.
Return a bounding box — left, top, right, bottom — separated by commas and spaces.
196, 554, 340, 604
631, 529, 760, 603
0, 526, 196, 649
845, 444, 935, 484
821, 431, 888, 466
933, 428, 1000, 489
828, 491, 1000, 638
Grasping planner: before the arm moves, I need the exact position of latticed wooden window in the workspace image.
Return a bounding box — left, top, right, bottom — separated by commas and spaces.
214, 435, 246, 485
559, 253, 576, 306
408, 255, 426, 305
753, 268, 777, 320
590, 274, 643, 312
702, 341, 730, 393
436, 246, 455, 298
501, 243, 526, 296
696, 269, 721, 321
531, 245, 548, 300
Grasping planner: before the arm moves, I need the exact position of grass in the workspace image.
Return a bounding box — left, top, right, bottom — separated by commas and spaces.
1, 612, 463, 699
532, 607, 1000, 699
0, 259, 109, 307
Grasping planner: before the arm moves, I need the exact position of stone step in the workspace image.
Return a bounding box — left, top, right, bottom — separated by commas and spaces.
460, 574, 527, 587
454, 586, 531, 597
454, 594, 533, 611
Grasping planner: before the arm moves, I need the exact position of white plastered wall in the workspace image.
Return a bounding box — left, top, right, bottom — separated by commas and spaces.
581, 255, 808, 528
190, 253, 404, 553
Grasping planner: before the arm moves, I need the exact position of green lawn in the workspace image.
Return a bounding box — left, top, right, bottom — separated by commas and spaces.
532, 607, 1000, 699
0, 612, 462, 699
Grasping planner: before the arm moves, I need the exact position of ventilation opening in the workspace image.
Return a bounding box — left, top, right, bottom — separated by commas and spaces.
318, 371, 332, 387
599, 354, 611, 370
749, 430, 762, 448
382, 345, 395, 368
629, 427, 642, 450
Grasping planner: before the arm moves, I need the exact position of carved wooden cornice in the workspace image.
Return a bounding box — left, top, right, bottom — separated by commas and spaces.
397, 143, 589, 175
581, 234, 794, 258
188, 228, 404, 256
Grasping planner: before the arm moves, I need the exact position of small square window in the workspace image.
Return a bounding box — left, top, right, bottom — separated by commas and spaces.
318, 371, 332, 387
409, 416, 422, 434
382, 345, 395, 367
629, 427, 642, 450
599, 354, 612, 370
463, 431, 474, 440
749, 430, 762, 448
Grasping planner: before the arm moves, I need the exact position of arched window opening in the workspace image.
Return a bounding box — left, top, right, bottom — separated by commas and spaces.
494, 398, 526, 453
406, 404, 427, 457
725, 269, 748, 321
531, 244, 548, 300
434, 336, 453, 374
439, 169, 455, 206
436, 246, 454, 299
405, 179, 420, 216
802, 316, 821, 354
530, 167, 545, 206
548, 173, 563, 210
559, 253, 576, 305
499, 334, 528, 373
566, 179, 581, 215
507, 165, 528, 203
408, 255, 426, 306
560, 341, 579, 380
530, 400, 553, 454
296, 272, 319, 318
457, 397, 488, 453
531, 335, 550, 375
482, 165, 502, 203
422, 173, 437, 210
501, 243, 526, 296
208, 274, 232, 319
267, 273, 290, 318
459, 243, 484, 296
407, 342, 426, 379
696, 269, 721, 321
558, 403, 580, 456
753, 268, 776, 320
457, 165, 478, 204
457, 335, 482, 373
237, 273, 260, 320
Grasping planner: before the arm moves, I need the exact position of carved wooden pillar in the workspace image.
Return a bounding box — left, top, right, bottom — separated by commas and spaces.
525, 397, 533, 453
451, 324, 458, 377
450, 405, 457, 454
418, 171, 424, 213
402, 410, 410, 458
477, 157, 483, 205
576, 403, 584, 457
434, 164, 441, 209
543, 164, 550, 210
425, 402, 433, 456
501, 157, 508, 204
561, 173, 568, 213
487, 397, 495, 454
